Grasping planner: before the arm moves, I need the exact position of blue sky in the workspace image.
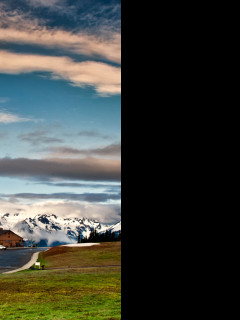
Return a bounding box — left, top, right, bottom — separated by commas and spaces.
0, 0, 121, 224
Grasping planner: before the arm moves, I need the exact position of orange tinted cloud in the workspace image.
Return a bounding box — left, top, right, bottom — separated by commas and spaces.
0, 28, 121, 64
0, 50, 121, 95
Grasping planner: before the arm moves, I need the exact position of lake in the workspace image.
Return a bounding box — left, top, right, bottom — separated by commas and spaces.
0, 248, 49, 273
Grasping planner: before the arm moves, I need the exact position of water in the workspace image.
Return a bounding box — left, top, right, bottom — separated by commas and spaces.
0, 248, 49, 273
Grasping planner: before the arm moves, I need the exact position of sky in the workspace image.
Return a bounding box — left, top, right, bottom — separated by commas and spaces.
0, 0, 121, 224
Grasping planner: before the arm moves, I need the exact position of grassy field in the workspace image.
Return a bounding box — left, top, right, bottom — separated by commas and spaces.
39, 242, 121, 269
0, 242, 121, 320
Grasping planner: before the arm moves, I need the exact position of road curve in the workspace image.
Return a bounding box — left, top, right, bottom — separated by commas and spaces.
3, 251, 41, 274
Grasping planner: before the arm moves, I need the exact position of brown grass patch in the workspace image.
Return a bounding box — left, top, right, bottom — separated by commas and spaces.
40, 242, 121, 268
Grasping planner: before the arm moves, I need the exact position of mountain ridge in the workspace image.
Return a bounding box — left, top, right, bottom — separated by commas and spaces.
0, 213, 121, 246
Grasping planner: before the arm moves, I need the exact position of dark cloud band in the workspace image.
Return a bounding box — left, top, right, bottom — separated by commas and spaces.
0, 192, 121, 203
0, 157, 121, 181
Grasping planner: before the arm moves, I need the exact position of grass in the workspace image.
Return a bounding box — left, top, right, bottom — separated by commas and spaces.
0, 242, 121, 320
39, 242, 121, 269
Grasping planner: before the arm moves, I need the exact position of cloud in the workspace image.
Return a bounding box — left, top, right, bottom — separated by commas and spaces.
47, 143, 121, 158
0, 2, 44, 30
0, 157, 121, 181
26, 0, 63, 8
0, 97, 9, 104
0, 0, 121, 64
35, 181, 121, 194
0, 50, 121, 96
0, 110, 33, 124
0, 192, 121, 203
19, 130, 63, 145
36, 181, 120, 188
72, 2, 121, 35
20, 229, 73, 246
78, 130, 111, 140
0, 199, 121, 224
0, 24, 121, 64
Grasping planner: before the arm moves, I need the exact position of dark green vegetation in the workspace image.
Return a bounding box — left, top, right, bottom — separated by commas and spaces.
0, 243, 121, 320
81, 230, 121, 243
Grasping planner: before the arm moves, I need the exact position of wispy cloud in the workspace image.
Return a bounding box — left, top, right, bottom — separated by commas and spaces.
0, 1, 121, 65
0, 50, 121, 96
0, 110, 33, 124
47, 143, 121, 158
19, 130, 63, 145
0, 2, 44, 30
78, 130, 112, 140
35, 181, 121, 191
0, 192, 121, 203
0, 97, 9, 104
26, 0, 64, 8
0, 28, 121, 64
2, 0, 121, 34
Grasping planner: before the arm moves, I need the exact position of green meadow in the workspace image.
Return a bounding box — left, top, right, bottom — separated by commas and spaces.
0, 243, 121, 320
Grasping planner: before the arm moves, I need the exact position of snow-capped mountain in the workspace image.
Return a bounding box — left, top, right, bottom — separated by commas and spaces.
0, 213, 121, 246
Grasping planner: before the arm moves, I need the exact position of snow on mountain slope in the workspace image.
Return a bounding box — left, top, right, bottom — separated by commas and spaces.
100, 221, 121, 234
0, 213, 121, 246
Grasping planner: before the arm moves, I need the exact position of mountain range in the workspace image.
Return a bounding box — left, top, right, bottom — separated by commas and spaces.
0, 213, 121, 246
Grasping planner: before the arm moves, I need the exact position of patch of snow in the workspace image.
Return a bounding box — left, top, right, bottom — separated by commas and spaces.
61, 243, 100, 247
